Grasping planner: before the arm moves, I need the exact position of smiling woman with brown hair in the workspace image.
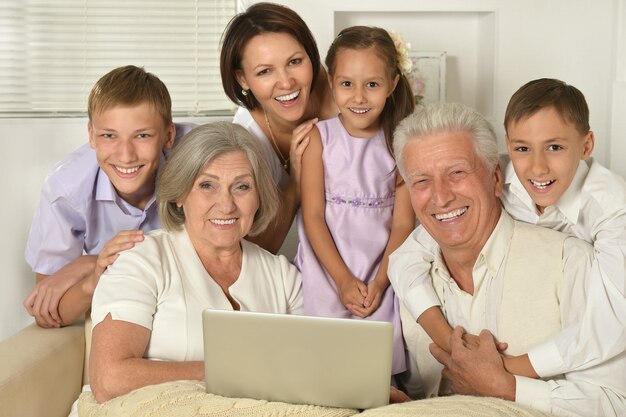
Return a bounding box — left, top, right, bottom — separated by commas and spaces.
220, 2, 338, 254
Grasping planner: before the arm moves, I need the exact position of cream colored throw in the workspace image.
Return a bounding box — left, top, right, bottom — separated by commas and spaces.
359, 395, 555, 417
78, 380, 358, 417
78, 380, 555, 417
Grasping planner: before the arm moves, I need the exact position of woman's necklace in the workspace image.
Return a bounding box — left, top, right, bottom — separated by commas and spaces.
263, 109, 289, 171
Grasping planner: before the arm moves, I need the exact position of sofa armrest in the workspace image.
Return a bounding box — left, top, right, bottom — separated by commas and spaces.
0, 322, 85, 417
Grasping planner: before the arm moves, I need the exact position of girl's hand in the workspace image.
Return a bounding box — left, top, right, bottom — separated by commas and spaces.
350, 279, 386, 318
337, 276, 368, 316
289, 118, 317, 194
94, 230, 144, 282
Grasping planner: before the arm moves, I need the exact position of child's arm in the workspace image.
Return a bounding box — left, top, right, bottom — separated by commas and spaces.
24, 256, 97, 328
502, 354, 539, 378
300, 127, 367, 310
246, 119, 316, 254
24, 230, 145, 327
352, 176, 414, 317
525, 192, 626, 378
57, 230, 145, 325
527, 258, 626, 377
388, 222, 459, 350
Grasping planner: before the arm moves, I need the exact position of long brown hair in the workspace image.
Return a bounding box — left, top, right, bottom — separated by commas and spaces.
325, 26, 414, 157
220, 2, 321, 110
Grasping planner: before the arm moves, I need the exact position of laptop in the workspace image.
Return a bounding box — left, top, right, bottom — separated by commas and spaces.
202, 309, 393, 409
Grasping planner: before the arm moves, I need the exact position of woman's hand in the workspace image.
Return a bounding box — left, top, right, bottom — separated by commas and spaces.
390, 386, 411, 403
337, 276, 368, 315
289, 118, 317, 196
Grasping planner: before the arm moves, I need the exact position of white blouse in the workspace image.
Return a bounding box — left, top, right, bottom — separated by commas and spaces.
91, 227, 303, 362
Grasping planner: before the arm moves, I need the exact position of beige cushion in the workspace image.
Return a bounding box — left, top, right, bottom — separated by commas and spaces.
83, 316, 92, 384
78, 380, 359, 417
359, 395, 555, 417
0, 322, 85, 417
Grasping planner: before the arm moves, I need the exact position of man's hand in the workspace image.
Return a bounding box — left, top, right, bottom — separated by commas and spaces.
429, 326, 516, 400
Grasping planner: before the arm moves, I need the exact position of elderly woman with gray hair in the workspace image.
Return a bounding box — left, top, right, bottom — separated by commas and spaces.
86, 122, 303, 404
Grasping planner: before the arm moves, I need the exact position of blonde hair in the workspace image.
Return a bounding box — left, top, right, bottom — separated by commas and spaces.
157, 122, 279, 236
88, 65, 172, 126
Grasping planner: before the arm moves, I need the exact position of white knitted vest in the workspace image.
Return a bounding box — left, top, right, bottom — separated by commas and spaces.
497, 221, 565, 356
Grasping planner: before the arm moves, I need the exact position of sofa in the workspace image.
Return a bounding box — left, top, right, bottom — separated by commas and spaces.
0, 319, 555, 417
0, 321, 85, 417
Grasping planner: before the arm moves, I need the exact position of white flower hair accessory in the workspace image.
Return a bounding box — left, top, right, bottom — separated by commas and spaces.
389, 30, 412, 76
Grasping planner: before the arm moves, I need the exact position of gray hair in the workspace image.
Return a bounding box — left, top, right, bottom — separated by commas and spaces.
393, 103, 499, 180
157, 121, 279, 236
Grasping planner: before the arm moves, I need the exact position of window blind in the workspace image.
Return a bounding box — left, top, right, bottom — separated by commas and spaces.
0, 0, 239, 117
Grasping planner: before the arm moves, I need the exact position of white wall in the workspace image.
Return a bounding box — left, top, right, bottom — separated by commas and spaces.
1, 0, 624, 341
279, 0, 624, 168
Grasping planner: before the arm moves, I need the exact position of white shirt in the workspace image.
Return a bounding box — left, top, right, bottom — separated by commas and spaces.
416, 212, 626, 417
501, 157, 626, 377
233, 107, 290, 191
92, 227, 303, 362
389, 157, 626, 377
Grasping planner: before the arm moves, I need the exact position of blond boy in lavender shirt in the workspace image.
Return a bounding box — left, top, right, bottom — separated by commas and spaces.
24, 65, 192, 328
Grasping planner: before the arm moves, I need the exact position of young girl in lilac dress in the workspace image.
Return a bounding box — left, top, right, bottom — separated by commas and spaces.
294, 26, 415, 376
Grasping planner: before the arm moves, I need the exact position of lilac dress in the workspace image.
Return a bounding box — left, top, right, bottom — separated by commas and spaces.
294, 116, 406, 374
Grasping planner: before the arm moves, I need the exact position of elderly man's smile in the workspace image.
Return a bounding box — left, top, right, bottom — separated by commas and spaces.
433, 207, 468, 222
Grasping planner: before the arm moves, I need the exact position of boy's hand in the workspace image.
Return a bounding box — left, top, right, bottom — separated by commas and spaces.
462, 332, 508, 352
461, 332, 480, 349
94, 230, 144, 280
338, 276, 368, 316
25, 274, 76, 328
24, 256, 96, 328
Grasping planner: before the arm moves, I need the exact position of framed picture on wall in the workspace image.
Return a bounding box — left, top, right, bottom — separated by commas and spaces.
407, 51, 447, 105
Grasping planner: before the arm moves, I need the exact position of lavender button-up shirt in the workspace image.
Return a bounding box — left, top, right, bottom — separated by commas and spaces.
25, 122, 195, 275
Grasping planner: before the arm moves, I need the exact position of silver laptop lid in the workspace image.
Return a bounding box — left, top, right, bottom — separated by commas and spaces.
202, 309, 393, 409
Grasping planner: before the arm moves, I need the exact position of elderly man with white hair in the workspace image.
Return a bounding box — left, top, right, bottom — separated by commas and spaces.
389, 103, 626, 417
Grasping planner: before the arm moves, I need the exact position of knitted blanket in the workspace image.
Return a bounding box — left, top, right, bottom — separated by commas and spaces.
78, 380, 359, 417
360, 395, 555, 417
78, 380, 555, 417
